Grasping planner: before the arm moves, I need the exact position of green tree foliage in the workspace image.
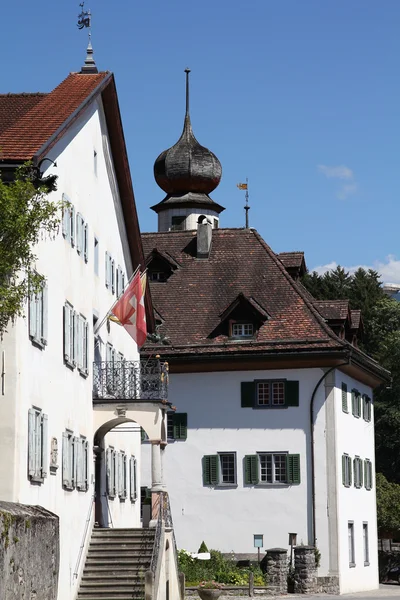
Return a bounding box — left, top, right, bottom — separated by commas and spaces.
376, 473, 400, 535
0, 164, 61, 335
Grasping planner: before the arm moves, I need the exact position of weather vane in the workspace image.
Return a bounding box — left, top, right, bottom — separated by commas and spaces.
77, 2, 91, 30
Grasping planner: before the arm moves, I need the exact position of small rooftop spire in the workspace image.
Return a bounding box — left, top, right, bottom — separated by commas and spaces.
81, 32, 98, 74
184, 68, 191, 117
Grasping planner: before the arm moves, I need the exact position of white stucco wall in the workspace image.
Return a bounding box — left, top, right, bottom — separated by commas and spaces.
334, 370, 378, 593
0, 96, 144, 600
158, 207, 220, 232
143, 367, 326, 557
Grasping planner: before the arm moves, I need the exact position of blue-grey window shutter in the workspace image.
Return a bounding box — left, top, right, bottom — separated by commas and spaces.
106, 448, 113, 496
73, 311, 78, 367
28, 409, 36, 478
84, 440, 89, 491
70, 206, 76, 247
342, 383, 348, 412
83, 321, 89, 374
42, 283, 48, 345
63, 305, 70, 363
41, 413, 48, 478
84, 223, 89, 263
62, 432, 69, 488
29, 293, 37, 339
105, 252, 110, 288
111, 259, 115, 294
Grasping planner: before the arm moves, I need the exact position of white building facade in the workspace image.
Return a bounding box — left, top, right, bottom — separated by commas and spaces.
0, 69, 171, 600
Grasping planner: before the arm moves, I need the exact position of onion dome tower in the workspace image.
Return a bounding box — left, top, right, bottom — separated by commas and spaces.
151, 69, 225, 232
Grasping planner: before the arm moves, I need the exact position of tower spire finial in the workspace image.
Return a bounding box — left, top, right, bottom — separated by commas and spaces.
78, 3, 98, 74
184, 68, 191, 117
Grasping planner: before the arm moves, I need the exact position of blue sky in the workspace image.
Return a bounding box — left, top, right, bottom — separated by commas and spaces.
3, 1, 400, 281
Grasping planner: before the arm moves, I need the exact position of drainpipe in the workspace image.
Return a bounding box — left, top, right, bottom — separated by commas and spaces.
310, 352, 351, 547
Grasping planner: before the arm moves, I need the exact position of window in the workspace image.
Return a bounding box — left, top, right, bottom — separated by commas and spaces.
149, 271, 167, 282
106, 447, 117, 499
29, 279, 48, 347
63, 303, 88, 374
62, 431, 76, 490
342, 454, 352, 487
363, 395, 372, 422
76, 437, 89, 492
62, 196, 75, 247
118, 452, 127, 500
348, 522, 355, 567
342, 382, 348, 413
116, 266, 125, 297
167, 412, 187, 441
363, 523, 369, 565
28, 408, 48, 482
244, 453, 300, 485
94, 150, 98, 176
76, 213, 85, 256
130, 456, 137, 502
352, 389, 361, 418
241, 380, 299, 408
170, 216, 186, 231
105, 252, 115, 292
354, 456, 363, 488
364, 459, 373, 490
94, 237, 99, 275
232, 323, 254, 338
202, 453, 236, 486
214, 219, 219, 229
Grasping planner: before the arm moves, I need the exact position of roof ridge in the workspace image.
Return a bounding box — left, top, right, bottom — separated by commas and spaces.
250, 229, 347, 348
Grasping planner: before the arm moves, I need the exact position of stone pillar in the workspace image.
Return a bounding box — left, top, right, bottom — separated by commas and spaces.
265, 548, 288, 595
294, 546, 317, 594
150, 440, 166, 492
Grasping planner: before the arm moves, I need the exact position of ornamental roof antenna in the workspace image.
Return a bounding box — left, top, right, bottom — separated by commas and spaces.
78, 2, 98, 74
151, 69, 225, 232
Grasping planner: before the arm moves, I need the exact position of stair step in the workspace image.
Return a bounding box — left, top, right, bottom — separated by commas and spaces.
92, 528, 153, 534
90, 541, 154, 547
78, 596, 143, 600
85, 557, 151, 565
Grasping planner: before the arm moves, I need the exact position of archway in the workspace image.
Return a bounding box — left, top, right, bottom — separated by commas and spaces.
93, 417, 145, 528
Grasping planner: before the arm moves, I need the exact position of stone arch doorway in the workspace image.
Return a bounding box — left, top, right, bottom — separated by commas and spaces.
93, 417, 144, 528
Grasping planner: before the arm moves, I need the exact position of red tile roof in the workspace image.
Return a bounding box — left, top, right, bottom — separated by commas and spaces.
278, 251, 305, 269
0, 94, 47, 135
0, 73, 109, 160
314, 300, 350, 321
142, 228, 343, 354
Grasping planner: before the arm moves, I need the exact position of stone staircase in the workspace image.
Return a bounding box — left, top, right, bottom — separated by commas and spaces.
77, 528, 155, 600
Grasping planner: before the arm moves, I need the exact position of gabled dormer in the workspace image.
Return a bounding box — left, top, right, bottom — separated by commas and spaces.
210, 293, 270, 340
278, 252, 307, 281
146, 248, 180, 283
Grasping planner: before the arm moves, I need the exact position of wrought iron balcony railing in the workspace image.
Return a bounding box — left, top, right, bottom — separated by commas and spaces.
93, 359, 168, 402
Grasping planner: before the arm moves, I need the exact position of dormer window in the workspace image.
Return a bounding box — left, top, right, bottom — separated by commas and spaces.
232, 323, 254, 338
149, 271, 167, 282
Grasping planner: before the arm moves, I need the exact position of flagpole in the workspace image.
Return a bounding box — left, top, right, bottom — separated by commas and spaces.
93, 264, 141, 335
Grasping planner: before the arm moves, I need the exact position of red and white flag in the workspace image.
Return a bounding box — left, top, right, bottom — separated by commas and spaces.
111, 271, 147, 348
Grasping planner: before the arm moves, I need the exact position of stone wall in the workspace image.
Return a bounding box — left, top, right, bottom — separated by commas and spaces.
316, 576, 340, 594
265, 548, 287, 595
0, 501, 59, 600
294, 546, 317, 594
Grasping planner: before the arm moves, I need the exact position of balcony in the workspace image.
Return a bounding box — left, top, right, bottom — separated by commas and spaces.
93, 359, 168, 402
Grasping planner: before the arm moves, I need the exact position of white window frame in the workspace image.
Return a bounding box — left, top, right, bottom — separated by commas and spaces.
62, 430, 76, 491
75, 314, 89, 376
258, 452, 288, 484
231, 323, 254, 338
94, 237, 99, 275
352, 390, 362, 418
28, 408, 48, 482
348, 521, 355, 567
363, 395, 372, 422
29, 279, 48, 348
76, 212, 85, 256
130, 456, 138, 502
62, 195, 75, 246
257, 380, 286, 407
118, 452, 128, 500
63, 302, 75, 368
218, 452, 237, 486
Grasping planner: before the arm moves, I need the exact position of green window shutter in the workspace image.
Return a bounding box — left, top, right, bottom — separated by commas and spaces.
342, 455, 346, 486
241, 382, 255, 407
203, 455, 219, 486
286, 454, 301, 484
285, 381, 299, 407
173, 413, 187, 440
244, 455, 259, 485
342, 383, 348, 412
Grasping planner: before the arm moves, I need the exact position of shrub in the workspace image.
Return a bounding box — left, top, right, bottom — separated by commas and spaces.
198, 541, 209, 553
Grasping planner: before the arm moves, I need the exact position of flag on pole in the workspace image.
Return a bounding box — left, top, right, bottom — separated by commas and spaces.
237, 183, 248, 190
110, 270, 147, 348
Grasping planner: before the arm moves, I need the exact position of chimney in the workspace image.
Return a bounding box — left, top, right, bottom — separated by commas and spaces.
197, 216, 212, 259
